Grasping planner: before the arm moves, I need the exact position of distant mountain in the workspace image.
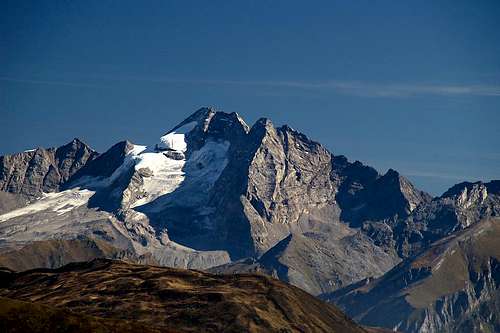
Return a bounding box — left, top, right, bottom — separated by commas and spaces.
0, 258, 370, 333
0, 107, 498, 306
326, 217, 500, 333
394, 180, 500, 258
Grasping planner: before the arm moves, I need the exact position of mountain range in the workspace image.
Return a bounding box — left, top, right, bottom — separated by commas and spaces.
0, 107, 498, 332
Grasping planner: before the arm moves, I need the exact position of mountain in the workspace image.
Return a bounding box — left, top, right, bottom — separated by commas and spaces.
0, 107, 498, 302
0, 107, 431, 294
0, 258, 370, 333
0, 138, 97, 198
394, 180, 500, 258
327, 217, 500, 332
1, 107, 499, 331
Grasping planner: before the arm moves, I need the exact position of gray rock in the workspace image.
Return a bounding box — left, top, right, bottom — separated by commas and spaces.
211, 230, 400, 296
68, 140, 134, 181
395, 180, 500, 258
0, 138, 97, 198
0, 192, 26, 215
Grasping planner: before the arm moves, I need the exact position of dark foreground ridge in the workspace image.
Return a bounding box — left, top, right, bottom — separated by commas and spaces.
0, 258, 371, 333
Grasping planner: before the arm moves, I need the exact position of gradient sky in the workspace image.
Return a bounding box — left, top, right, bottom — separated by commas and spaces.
1, 1, 499, 195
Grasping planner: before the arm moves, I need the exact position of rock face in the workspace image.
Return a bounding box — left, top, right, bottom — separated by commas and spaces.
0, 138, 97, 198
69, 140, 135, 181
149, 109, 431, 293
0, 258, 369, 333
394, 180, 500, 258
337, 167, 432, 227
0, 192, 26, 215
321, 182, 500, 332
327, 217, 500, 333
211, 231, 400, 296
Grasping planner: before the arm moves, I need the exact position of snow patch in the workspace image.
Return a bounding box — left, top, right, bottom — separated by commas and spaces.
130, 140, 230, 209
157, 121, 197, 152
185, 141, 230, 185
130, 151, 186, 207
137, 140, 230, 211
57, 120, 228, 213
129, 144, 147, 155
0, 189, 95, 222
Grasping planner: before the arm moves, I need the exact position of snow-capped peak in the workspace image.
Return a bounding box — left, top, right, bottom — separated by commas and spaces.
120, 116, 230, 209
157, 121, 198, 152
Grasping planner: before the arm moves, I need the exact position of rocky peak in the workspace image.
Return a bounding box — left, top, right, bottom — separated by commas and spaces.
335, 160, 379, 189
457, 184, 488, 208
437, 180, 500, 226
277, 125, 325, 155
168, 108, 249, 136
168, 107, 216, 133
377, 169, 432, 214
394, 179, 500, 259
441, 181, 491, 208
249, 117, 275, 137
69, 140, 134, 182
336, 164, 430, 228
58, 138, 90, 150
246, 118, 284, 158
0, 138, 97, 197
54, 138, 97, 183
162, 108, 250, 156
203, 111, 249, 142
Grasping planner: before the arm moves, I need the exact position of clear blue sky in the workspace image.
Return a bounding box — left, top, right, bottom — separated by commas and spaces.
1, 1, 499, 195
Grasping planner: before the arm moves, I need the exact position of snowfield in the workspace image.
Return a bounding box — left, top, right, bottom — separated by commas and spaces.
4, 119, 231, 218
0, 189, 95, 222
157, 121, 197, 152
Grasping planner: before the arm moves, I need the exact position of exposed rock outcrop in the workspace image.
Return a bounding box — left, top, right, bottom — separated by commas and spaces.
395, 180, 500, 258
0, 139, 97, 198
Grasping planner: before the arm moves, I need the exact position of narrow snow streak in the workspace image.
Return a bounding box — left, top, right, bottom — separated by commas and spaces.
0, 189, 95, 222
